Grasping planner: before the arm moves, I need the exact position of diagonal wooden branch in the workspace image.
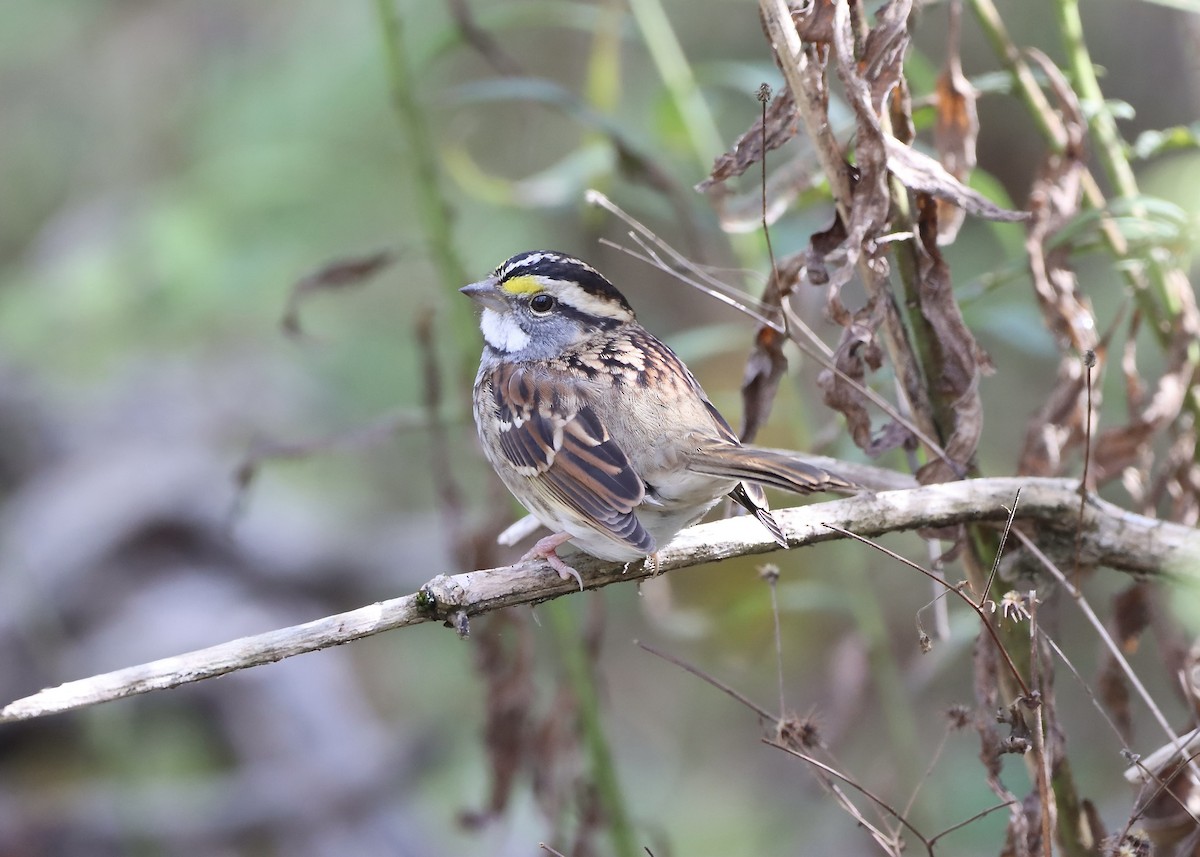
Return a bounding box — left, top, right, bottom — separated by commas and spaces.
3, 477, 1196, 724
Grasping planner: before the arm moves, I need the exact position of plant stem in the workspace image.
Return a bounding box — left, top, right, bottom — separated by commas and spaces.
549, 601, 638, 857
374, 0, 469, 292
966, 0, 1066, 150
626, 0, 724, 165
1054, 0, 1139, 198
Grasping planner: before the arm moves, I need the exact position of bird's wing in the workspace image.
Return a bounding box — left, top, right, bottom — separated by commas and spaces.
486, 361, 654, 555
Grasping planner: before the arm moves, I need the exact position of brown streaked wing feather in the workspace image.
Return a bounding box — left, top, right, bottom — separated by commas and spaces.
490, 363, 654, 554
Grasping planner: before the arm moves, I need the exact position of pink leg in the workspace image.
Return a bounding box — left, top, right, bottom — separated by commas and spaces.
521, 532, 583, 591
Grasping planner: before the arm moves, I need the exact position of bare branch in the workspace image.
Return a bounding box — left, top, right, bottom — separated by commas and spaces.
3, 477, 1197, 724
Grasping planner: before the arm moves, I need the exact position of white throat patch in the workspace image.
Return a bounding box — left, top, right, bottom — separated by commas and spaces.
480, 308, 531, 353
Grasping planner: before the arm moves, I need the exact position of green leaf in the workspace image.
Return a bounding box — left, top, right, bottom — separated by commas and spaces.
1133, 0, 1200, 12
1131, 123, 1200, 160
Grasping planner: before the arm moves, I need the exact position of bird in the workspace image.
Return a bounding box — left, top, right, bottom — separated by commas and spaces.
462, 250, 857, 588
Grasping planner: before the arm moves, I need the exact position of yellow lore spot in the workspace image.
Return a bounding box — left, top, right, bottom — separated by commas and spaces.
499, 275, 542, 296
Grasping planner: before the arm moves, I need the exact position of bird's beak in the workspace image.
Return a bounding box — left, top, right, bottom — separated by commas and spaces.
459, 277, 507, 312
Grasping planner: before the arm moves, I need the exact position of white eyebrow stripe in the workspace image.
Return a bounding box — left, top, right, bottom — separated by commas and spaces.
541, 278, 630, 320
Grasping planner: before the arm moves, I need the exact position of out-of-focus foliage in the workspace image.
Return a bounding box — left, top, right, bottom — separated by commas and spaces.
1, 1, 1198, 856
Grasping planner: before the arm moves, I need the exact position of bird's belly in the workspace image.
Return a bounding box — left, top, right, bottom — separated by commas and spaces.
557, 495, 726, 563
636, 496, 725, 545
518, 476, 734, 563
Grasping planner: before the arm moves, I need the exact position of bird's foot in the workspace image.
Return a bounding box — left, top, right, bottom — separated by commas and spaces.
521, 532, 583, 591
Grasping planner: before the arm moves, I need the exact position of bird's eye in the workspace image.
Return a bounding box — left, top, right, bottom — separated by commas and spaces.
529, 293, 556, 315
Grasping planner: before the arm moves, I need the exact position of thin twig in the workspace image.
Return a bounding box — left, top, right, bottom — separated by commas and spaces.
589, 191, 782, 327
763, 566, 787, 718
1072, 349, 1095, 587
642, 639, 899, 851
1027, 602, 1054, 857
1039, 631, 1200, 835
758, 83, 779, 279
1039, 633, 1127, 751
980, 489, 1021, 604
823, 522, 1033, 699
928, 799, 1017, 848
446, 0, 525, 75
765, 739, 932, 857
1013, 528, 1200, 782
901, 727, 951, 819
637, 642, 775, 722
1123, 747, 1200, 841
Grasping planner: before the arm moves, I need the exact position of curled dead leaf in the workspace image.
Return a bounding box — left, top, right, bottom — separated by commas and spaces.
817, 306, 912, 457
698, 86, 798, 191
790, 0, 837, 44
1093, 333, 1194, 485
885, 136, 1027, 224
1016, 52, 1099, 479
912, 193, 986, 484
932, 0, 978, 243
740, 252, 805, 441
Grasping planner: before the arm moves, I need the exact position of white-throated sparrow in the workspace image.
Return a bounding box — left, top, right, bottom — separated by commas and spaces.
463, 250, 856, 586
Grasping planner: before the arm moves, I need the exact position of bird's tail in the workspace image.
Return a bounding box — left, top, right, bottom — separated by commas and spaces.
688, 445, 860, 497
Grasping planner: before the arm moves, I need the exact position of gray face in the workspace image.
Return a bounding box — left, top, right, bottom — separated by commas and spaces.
483, 291, 594, 361
462, 256, 636, 361
464, 272, 634, 362
474, 290, 596, 362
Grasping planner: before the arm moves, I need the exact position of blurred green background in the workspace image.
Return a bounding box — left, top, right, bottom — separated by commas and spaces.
1, 1, 1198, 855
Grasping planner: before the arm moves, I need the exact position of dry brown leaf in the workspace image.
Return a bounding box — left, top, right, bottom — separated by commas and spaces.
1150, 426, 1200, 525
931, 0, 978, 243
281, 249, 395, 339
740, 252, 805, 441
698, 85, 798, 191
1000, 779, 1041, 857
791, 0, 837, 44
1122, 312, 1149, 415
818, 316, 880, 452
1015, 363, 1088, 477
1113, 583, 1152, 654
912, 193, 987, 484
740, 326, 790, 443
860, 0, 912, 111
889, 67, 916, 146
806, 208, 848, 289
1098, 652, 1133, 744
885, 136, 1026, 224
1093, 333, 1195, 485
817, 302, 912, 457
1131, 759, 1200, 854
1095, 268, 1199, 498
1022, 49, 1094, 352
821, 0, 900, 294
1015, 51, 1099, 478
